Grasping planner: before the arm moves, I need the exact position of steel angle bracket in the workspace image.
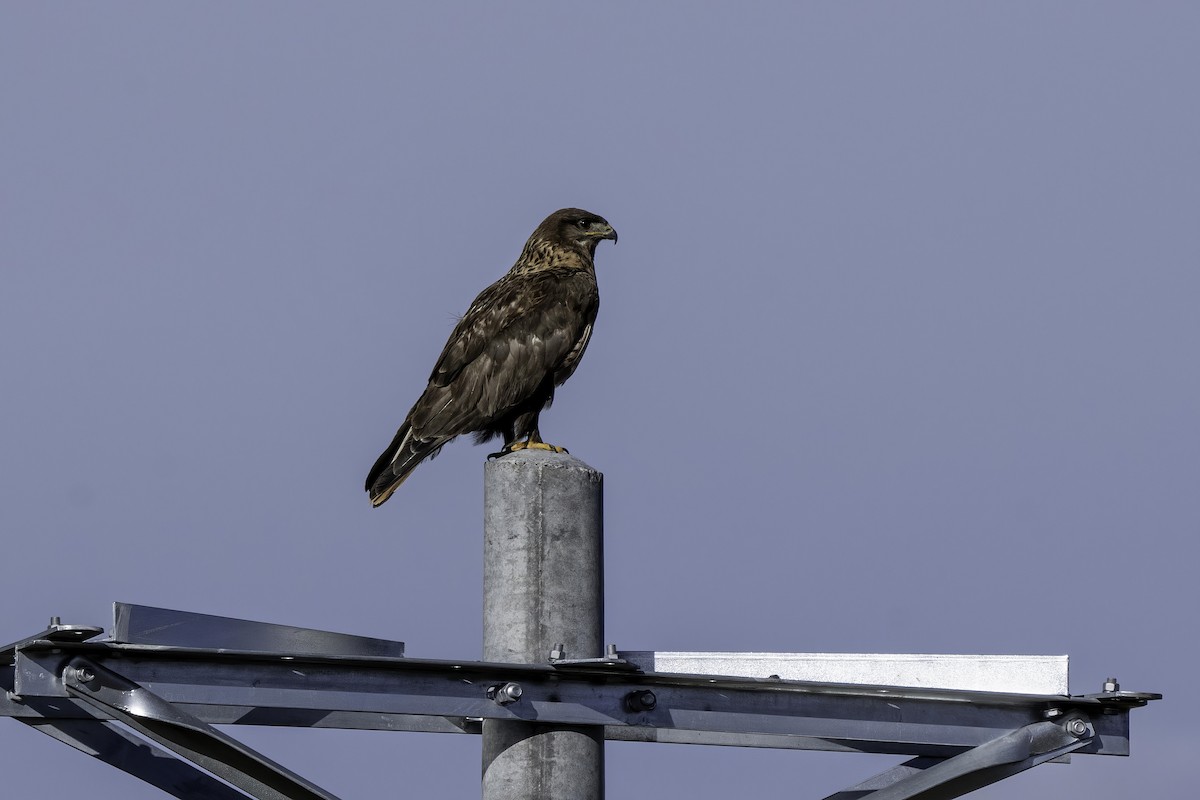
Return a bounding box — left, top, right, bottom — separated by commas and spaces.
60, 656, 342, 800
110, 602, 406, 659
824, 716, 1096, 800
549, 644, 640, 672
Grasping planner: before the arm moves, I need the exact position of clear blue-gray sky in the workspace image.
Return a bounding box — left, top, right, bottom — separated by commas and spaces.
3, 3, 1195, 797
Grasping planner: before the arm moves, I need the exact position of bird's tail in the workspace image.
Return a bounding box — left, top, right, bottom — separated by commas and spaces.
365, 420, 446, 507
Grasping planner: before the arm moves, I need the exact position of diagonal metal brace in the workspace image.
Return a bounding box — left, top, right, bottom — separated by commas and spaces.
825, 717, 1095, 800
21, 717, 250, 800
61, 657, 342, 800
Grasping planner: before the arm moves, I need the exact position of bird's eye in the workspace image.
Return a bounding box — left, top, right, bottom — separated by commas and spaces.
576, 219, 589, 229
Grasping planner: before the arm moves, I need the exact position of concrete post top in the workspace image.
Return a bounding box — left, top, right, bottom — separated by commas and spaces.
484, 449, 602, 478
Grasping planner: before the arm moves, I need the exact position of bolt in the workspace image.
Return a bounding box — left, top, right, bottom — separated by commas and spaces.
1103, 677, 1120, 693
549, 643, 566, 661
606, 644, 618, 658
49, 616, 62, 627
488, 682, 523, 706
1065, 718, 1090, 738
68, 666, 95, 685
1043, 708, 1064, 719
625, 689, 657, 712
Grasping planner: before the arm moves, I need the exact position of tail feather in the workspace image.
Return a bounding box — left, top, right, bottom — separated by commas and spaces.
365, 420, 447, 506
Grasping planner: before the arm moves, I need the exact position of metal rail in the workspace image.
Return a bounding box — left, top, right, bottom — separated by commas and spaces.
1, 604, 1159, 800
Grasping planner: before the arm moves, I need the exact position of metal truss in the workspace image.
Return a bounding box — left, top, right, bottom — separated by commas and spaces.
2, 604, 1159, 800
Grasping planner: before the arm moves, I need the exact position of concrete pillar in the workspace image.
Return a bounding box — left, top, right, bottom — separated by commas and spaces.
482, 450, 604, 800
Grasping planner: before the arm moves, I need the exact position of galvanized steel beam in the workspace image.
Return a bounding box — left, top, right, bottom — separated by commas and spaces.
2, 600, 1161, 800
5, 638, 1152, 759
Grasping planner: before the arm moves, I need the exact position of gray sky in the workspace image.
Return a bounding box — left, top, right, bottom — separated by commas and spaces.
3, 2, 1196, 797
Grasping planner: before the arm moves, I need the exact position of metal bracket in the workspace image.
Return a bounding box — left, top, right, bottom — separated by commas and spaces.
549, 643, 640, 671
1, 617, 103, 665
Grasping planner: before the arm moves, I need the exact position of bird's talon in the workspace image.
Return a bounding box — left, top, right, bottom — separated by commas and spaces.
493, 440, 569, 457
524, 441, 568, 454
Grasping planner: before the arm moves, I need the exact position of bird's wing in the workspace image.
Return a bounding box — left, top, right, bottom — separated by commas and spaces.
408, 271, 597, 439
426, 272, 537, 387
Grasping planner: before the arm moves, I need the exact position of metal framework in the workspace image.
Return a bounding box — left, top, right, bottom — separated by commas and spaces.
2, 603, 1159, 800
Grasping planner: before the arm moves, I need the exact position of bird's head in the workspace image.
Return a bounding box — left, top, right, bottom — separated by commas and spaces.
539, 208, 618, 259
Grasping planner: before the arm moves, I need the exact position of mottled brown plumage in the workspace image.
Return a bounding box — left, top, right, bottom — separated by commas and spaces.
365, 208, 617, 506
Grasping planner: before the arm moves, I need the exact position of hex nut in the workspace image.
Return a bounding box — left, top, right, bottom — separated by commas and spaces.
68, 666, 96, 684
1065, 718, 1089, 737
625, 689, 657, 712
489, 682, 523, 706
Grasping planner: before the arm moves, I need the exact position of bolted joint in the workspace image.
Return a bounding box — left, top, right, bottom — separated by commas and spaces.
624, 689, 657, 713
487, 682, 523, 706
63, 662, 95, 690
64, 657, 103, 687
1064, 717, 1091, 738
65, 664, 96, 685
1103, 677, 1120, 693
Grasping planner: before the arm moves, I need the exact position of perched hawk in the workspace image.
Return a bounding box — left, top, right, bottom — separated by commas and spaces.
365, 208, 617, 506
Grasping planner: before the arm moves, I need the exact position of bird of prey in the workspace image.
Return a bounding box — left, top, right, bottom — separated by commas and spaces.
365, 208, 617, 506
